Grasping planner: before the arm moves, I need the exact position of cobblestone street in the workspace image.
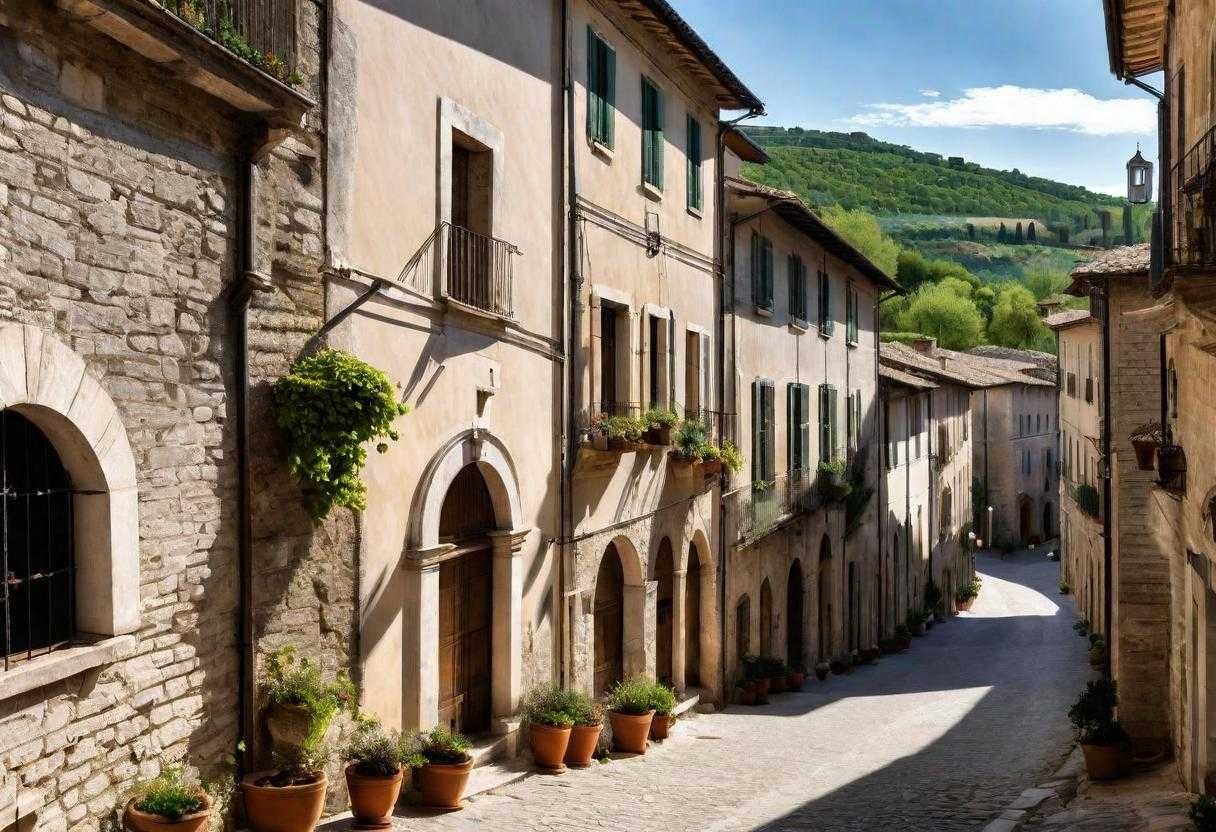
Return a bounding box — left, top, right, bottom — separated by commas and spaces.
326, 548, 1090, 831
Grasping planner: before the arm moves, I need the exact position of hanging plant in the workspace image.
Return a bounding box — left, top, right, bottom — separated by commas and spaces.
273, 349, 408, 523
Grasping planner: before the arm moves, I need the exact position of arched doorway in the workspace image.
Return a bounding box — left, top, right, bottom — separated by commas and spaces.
437, 463, 495, 734
594, 543, 626, 696
759, 578, 773, 657
1042, 501, 1054, 539
685, 544, 702, 687
818, 535, 832, 662
787, 561, 804, 671
654, 538, 675, 686
735, 595, 751, 664
1, 410, 75, 663
1019, 495, 1032, 543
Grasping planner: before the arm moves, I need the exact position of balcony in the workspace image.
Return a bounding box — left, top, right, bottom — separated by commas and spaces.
1169, 125, 1216, 271
397, 222, 518, 320
63, 0, 312, 126
1156, 444, 1187, 493
728, 469, 818, 544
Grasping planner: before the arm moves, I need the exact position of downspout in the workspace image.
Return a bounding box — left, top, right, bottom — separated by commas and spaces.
983, 389, 990, 540
904, 395, 911, 617
560, 0, 576, 688
874, 290, 899, 635
230, 151, 273, 775
1102, 281, 1114, 663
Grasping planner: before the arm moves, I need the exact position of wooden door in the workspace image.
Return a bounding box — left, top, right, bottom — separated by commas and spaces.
438, 548, 493, 735
787, 563, 804, 670
594, 545, 624, 697
684, 548, 701, 687
654, 539, 674, 686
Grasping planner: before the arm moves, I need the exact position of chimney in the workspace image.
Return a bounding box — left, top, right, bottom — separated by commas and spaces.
911, 336, 937, 355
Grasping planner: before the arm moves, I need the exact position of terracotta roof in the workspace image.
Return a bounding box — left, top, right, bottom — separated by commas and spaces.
723, 125, 769, 164
1103, 0, 1165, 78
966, 345, 1057, 372
880, 342, 1056, 389
879, 364, 938, 391
1068, 244, 1150, 295
1043, 309, 1095, 330
726, 177, 903, 293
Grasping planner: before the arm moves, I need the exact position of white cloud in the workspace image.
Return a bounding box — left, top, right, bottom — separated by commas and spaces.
920, 89, 942, 98
850, 85, 1156, 136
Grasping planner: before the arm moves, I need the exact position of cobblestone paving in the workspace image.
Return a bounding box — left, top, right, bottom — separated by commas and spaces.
1021, 761, 1194, 832
349, 549, 1089, 831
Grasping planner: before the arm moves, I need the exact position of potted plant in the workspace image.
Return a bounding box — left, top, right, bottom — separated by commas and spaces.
648, 682, 678, 740
413, 726, 473, 809
521, 684, 576, 772
342, 717, 423, 830
765, 657, 788, 693
261, 646, 353, 754
642, 408, 678, 445
242, 745, 330, 832
1069, 680, 1131, 780
602, 414, 644, 452
606, 677, 656, 753
1059, 581, 1071, 595
735, 680, 757, 706
894, 624, 912, 651
563, 692, 604, 769
816, 459, 853, 502
123, 769, 211, 832
1191, 794, 1216, 832
1073, 618, 1090, 637
907, 609, 927, 637
1129, 422, 1163, 471
698, 442, 725, 476
813, 661, 831, 681
720, 441, 744, 479
786, 665, 806, 690
1088, 637, 1107, 669
587, 414, 610, 451
673, 418, 708, 463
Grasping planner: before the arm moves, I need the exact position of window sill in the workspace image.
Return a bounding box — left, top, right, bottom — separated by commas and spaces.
789, 318, 809, 333
818, 327, 833, 340
641, 181, 664, 201
846, 338, 859, 348
591, 139, 614, 161
0, 635, 136, 702
687, 205, 703, 220
754, 305, 773, 318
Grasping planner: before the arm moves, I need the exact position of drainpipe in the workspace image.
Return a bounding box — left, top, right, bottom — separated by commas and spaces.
874, 290, 899, 636
560, 0, 576, 689
1101, 281, 1114, 667
230, 152, 273, 775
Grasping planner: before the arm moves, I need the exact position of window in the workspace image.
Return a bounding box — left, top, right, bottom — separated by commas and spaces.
788, 254, 808, 323
641, 77, 664, 190
818, 384, 839, 463
686, 115, 702, 212
684, 329, 708, 419
751, 233, 774, 311
847, 389, 862, 452
846, 284, 859, 345
787, 384, 810, 474
597, 301, 629, 413
817, 270, 834, 336
586, 27, 615, 149
752, 380, 775, 483
645, 312, 670, 408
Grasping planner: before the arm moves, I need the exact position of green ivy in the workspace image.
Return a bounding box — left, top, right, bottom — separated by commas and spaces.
273, 349, 408, 523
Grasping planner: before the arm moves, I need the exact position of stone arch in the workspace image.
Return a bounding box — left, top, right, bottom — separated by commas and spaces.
0, 324, 139, 638
410, 428, 524, 550
682, 527, 714, 696
653, 537, 676, 686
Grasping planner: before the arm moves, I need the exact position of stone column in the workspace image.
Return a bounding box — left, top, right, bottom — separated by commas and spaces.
488, 528, 529, 734
671, 568, 687, 695
402, 552, 444, 731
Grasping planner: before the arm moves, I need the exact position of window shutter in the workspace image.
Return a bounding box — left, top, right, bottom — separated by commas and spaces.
818, 384, 830, 464
686, 116, 701, 210
788, 255, 797, 319
700, 333, 711, 422
751, 234, 762, 307
763, 238, 774, 308
654, 85, 664, 189
787, 384, 796, 476
586, 27, 598, 141
752, 380, 762, 482
603, 43, 615, 148
763, 383, 775, 481
828, 385, 839, 460
799, 384, 811, 473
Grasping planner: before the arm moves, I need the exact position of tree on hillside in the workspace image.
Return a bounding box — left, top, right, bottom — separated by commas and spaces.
820, 205, 900, 276
1027, 221, 1037, 243
938, 276, 974, 299
1025, 269, 1068, 301
987, 285, 1047, 349
998, 223, 1008, 243
896, 250, 980, 293
899, 283, 985, 350
973, 285, 997, 323
1014, 222, 1024, 244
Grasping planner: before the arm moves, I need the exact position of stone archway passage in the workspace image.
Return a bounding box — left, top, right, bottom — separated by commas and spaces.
1019, 496, 1033, 544
818, 535, 832, 662
787, 561, 804, 671
685, 545, 702, 687
655, 538, 675, 686
735, 594, 751, 664
1042, 501, 1054, 539
594, 543, 625, 697
760, 578, 773, 657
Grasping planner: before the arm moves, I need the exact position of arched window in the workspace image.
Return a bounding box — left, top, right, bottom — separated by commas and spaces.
2, 409, 75, 667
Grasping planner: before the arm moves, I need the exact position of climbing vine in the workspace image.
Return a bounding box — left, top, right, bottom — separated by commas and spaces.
273, 349, 408, 523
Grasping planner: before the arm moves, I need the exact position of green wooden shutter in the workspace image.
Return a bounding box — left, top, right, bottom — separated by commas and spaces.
799, 385, 811, 474
653, 85, 664, 189
763, 383, 774, 481
750, 233, 762, 307
603, 42, 615, 148
786, 384, 796, 476
642, 79, 663, 189
586, 27, 598, 141
752, 380, 762, 482
818, 384, 830, 464
829, 385, 839, 460
763, 238, 774, 309
686, 116, 702, 211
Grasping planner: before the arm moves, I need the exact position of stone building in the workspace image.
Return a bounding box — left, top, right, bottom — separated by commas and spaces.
721, 172, 897, 681
878, 340, 977, 627
0, 0, 327, 829
1046, 308, 1106, 633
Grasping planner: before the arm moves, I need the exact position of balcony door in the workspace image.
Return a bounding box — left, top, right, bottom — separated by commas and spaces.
449, 131, 493, 310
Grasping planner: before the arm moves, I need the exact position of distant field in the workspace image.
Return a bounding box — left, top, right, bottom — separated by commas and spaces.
904, 240, 1090, 283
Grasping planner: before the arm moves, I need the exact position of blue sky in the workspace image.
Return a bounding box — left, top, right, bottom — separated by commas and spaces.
671, 0, 1161, 197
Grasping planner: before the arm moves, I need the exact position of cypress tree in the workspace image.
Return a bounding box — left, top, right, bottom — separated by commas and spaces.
997, 222, 1007, 243
1014, 222, 1024, 244
1027, 221, 1037, 243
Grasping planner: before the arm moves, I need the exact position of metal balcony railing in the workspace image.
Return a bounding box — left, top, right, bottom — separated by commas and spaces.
395, 222, 518, 318
164, 0, 298, 78
580, 403, 735, 445
727, 469, 818, 544
1169, 124, 1216, 270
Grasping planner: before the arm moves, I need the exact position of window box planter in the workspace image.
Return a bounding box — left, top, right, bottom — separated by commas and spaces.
1157, 444, 1187, 492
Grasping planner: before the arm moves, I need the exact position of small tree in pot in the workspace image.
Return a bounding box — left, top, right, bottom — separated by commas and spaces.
648, 682, 678, 740
521, 684, 577, 772
341, 717, 423, 830
605, 677, 656, 754
123, 769, 211, 832
413, 727, 473, 809
1069, 679, 1131, 780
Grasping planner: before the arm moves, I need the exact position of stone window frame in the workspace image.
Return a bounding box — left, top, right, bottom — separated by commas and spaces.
0, 325, 140, 702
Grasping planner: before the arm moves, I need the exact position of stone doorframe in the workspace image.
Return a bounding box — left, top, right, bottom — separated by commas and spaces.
401, 428, 529, 734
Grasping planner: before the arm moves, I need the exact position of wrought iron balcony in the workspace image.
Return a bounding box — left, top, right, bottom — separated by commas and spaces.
1169, 125, 1216, 271
163, 0, 299, 80
728, 469, 818, 544
396, 222, 519, 319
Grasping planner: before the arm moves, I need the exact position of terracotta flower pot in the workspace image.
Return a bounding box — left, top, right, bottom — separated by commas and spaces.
1081, 742, 1127, 781
645, 426, 673, 445
241, 770, 327, 832
589, 432, 609, 452
814, 664, 830, 681
344, 764, 404, 830
754, 677, 771, 698
701, 459, 723, 476
1131, 439, 1157, 471
649, 714, 674, 740
124, 796, 210, 832
786, 672, 805, 690
735, 686, 756, 706
414, 758, 473, 809
529, 722, 572, 772
564, 723, 603, 768
264, 703, 312, 752
957, 598, 974, 611
608, 710, 654, 754
608, 437, 632, 452
768, 675, 785, 693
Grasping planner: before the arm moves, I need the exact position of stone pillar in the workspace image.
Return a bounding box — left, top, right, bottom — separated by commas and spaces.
489, 528, 529, 734
672, 568, 687, 695
402, 549, 445, 731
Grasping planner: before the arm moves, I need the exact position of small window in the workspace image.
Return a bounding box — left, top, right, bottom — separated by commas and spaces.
818, 383, 838, 463
788, 254, 807, 322
818, 270, 834, 336
686, 115, 702, 212
586, 28, 616, 149
751, 233, 774, 311
641, 78, 664, 190
846, 284, 859, 345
